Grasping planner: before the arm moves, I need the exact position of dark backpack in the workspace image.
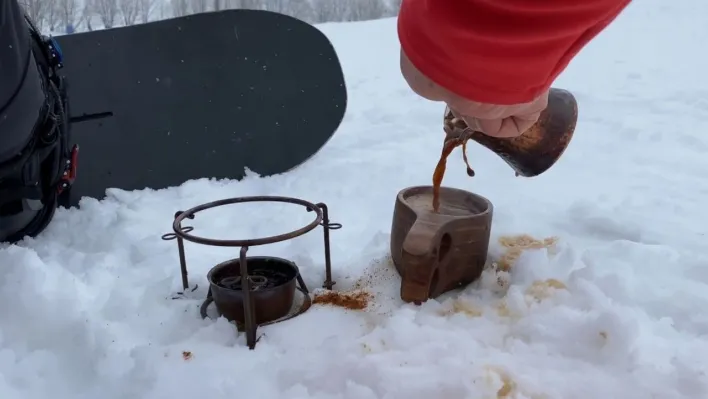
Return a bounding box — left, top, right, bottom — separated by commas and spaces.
0, 16, 77, 243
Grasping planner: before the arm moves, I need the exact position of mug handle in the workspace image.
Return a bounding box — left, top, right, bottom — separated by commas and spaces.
400, 218, 444, 304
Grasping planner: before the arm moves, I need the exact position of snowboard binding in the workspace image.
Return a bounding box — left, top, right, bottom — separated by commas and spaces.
0, 16, 77, 243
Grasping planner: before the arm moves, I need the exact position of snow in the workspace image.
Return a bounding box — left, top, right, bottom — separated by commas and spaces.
3, 1, 708, 397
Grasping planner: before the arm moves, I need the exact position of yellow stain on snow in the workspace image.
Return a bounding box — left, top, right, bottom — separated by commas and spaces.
495, 234, 559, 272
484, 366, 548, 399
438, 298, 484, 317
525, 278, 567, 302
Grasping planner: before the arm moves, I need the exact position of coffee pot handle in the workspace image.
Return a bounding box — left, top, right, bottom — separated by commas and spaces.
442, 88, 578, 178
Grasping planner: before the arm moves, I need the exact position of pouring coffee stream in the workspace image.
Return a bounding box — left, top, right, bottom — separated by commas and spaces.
391, 88, 578, 304
432, 128, 476, 212
431, 87, 579, 212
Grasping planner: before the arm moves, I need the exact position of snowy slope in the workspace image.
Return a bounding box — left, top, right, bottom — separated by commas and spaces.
2, 1, 708, 398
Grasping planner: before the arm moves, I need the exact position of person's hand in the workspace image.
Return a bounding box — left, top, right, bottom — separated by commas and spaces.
445, 90, 549, 138
400, 50, 548, 138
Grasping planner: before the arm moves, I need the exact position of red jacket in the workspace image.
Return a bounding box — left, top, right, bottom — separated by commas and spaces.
397, 0, 632, 105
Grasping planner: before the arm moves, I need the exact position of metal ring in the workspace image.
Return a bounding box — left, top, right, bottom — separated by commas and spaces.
171, 196, 324, 247
161, 226, 194, 240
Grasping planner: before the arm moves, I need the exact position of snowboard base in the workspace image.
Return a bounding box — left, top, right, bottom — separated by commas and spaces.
55, 10, 347, 207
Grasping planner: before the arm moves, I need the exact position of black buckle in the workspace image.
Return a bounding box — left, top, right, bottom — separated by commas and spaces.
44, 36, 64, 70
57, 144, 78, 194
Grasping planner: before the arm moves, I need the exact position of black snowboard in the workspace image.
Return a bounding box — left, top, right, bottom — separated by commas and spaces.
54, 10, 347, 207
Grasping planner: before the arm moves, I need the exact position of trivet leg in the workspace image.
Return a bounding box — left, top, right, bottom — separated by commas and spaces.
318, 203, 336, 290
177, 236, 189, 290
161, 211, 198, 294
239, 246, 258, 350
296, 271, 310, 294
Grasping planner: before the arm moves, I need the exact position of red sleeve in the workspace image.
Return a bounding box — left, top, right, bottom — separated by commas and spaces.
397, 0, 632, 105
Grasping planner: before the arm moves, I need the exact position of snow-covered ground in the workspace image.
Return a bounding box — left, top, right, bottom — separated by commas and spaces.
3, 1, 708, 398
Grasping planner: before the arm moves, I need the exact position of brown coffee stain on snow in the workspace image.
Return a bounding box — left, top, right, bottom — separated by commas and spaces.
313, 290, 371, 310
484, 366, 548, 399
495, 234, 559, 272
526, 278, 567, 301
438, 298, 484, 318
438, 235, 566, 320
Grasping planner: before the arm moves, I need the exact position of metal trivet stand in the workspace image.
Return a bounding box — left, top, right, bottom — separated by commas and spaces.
162, 196, 341, 349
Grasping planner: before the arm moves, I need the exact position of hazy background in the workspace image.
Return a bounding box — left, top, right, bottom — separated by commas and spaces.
19, 0, 402, 34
